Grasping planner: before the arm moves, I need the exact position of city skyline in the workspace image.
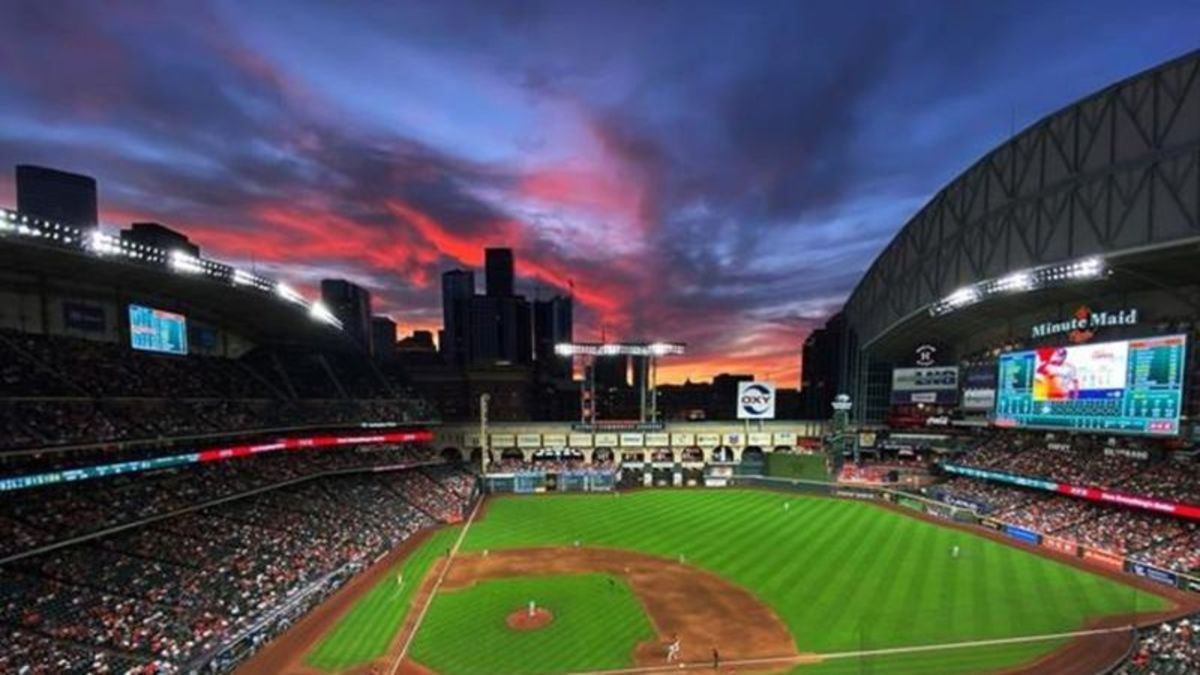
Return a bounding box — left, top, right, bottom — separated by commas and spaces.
0, 2, 1197, 384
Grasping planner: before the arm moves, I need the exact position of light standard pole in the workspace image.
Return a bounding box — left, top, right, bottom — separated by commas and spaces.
480, 393, 490, 474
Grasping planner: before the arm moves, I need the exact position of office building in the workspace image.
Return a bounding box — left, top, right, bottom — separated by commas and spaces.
485, 248, 514, 297
320, 279, 373, 353
371, 316, 397, 358
16, 165, 98, 227
441, 269, 475, 365
533, 295, 573, 378
121, 222, 200, 257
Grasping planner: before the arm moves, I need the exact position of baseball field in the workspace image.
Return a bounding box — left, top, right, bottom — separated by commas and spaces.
245, 489, 1195, 675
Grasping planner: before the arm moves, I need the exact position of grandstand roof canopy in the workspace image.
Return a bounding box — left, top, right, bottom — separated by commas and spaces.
867, 240, 1200, 359
0, 236, 349, 346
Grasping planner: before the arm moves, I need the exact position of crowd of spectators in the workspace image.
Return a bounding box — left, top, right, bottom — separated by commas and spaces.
934, 473, 1200, 573
0, 460, 476, 674
0, 444, 437, 559
1118, 616, 1199, 674
0, 398, 431, 452
0, 329, 437, 452
1118, 460, 1200, 505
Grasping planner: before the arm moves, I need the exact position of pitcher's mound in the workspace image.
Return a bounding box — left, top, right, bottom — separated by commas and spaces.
506, 607, 554, 631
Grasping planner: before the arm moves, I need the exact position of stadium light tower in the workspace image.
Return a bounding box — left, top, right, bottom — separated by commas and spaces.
554, 341, 686, 426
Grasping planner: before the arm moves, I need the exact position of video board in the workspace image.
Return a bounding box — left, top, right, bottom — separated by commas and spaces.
129, 304, 188, 355
994, 335, 1186, 435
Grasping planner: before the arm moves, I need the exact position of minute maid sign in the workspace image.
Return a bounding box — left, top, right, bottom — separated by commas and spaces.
737, 381, 776, 419
1030, 305, 1138, 343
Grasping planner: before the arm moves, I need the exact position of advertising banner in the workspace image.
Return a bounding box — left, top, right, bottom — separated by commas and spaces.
937, 493, 990, 513
542, 433, 568, 448
671, 433, 696, 447
619, 433, 645, 447
892, 366, 959, 391
517, 434, 541, 448
737, 382, 776, 419
644, 432, 670, 447
1083, 547, 1125, 570
962, 388, 997, 411
696, 433, 721, 448
490, 434, 516, 448
1003, 525, 1042, 545
1127, 561, 1179, 587
568, 433, 594, 448
63, 301, 106, 333
748, 432, 772, 447
773, 432, 796, 447
594, 433, 619, 447
981, 518, 1004, 531
1043, 537, 1079, 556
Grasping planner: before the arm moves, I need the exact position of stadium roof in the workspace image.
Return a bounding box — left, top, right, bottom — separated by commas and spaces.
844, 50, 1200, 350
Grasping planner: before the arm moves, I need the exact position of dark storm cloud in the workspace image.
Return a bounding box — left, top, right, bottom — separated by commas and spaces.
0, 0, 1197, 382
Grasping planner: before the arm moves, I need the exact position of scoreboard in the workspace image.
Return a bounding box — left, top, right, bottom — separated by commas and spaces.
129, 304, 189, 355
994, 335, 1186, 435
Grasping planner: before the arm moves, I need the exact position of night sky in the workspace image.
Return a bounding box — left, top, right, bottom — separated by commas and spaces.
0, 1, 1196, 384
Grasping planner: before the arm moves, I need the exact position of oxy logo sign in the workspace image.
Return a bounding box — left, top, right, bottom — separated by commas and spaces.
737, 382, 776, 419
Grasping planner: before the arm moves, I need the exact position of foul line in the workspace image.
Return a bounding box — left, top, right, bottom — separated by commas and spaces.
566, 625, 1136, 674
387, 495, 484, 675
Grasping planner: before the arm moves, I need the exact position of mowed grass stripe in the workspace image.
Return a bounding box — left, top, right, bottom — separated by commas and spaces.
306, 527, 458, 670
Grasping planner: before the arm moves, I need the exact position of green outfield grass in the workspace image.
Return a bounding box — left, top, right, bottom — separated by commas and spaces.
411, 574, 656, 674
458, 491, 1165, 670
311, 490, 1168, 674
306, 527, 459, 670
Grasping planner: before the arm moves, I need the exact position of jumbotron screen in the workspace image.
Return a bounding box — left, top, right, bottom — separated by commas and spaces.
129, 304, 188, 355
994, 335, 1186, 435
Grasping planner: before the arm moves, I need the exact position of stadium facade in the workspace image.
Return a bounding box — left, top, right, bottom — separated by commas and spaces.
809, 50, 1200, 438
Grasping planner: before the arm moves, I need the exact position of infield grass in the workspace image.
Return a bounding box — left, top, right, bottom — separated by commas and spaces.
410, 574, 655, 674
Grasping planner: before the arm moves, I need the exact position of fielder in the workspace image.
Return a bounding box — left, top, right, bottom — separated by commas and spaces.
666, 634, 681, 663
951, 545, 960, 559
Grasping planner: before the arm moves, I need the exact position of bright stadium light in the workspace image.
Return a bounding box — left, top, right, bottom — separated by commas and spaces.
169, 249, 203, 274
555, 342, 686, 357
993, 271, 1033, 293
930, 254, 1109, 317
275, 281, 305, 304
232, 268, 255, 286
308, 300, 341, 326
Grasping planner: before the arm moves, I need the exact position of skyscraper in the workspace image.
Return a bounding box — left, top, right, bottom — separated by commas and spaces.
16, 165, 98, 227
469, 294, 532, 365
320, 279, 373, 353
441, 269, 475, 365
371, 316, 397, 359
485, 248, 514, 297
533, 295, 573, 379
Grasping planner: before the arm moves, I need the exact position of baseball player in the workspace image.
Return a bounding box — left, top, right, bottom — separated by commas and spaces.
666, 634, 681, 663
